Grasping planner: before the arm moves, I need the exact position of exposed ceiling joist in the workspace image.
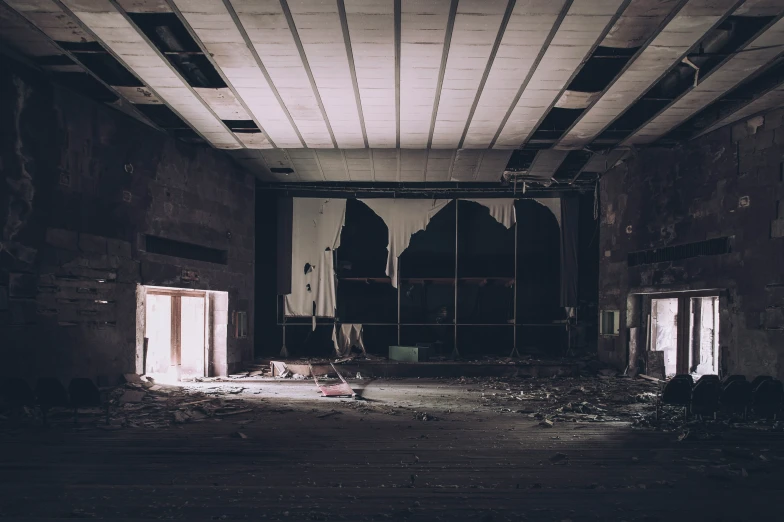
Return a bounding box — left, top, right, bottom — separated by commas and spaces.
557, 0, 739, 150
493, 0, 630, 149
55, 0, 242, 149
624, 6, 784, 145
697, 79, 784, 136
171, 0, 300, 148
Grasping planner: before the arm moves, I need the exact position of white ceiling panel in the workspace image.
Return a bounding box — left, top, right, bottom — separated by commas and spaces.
580, 148, 629, 173
462, 0, 566, 148
426, 149, 455, 181
5, 0, 95, 42
474, 149, 514, 181
372, 148, 398, 181
344, 148, 374, 181
116, 0, 171, 13
431, 0, 507, 149
625, 11, 784, 145
193, 87, 249, 120
400, 149, 427, 181
6, 0, 784, 184
314, 149, 350, 181
229, 0, 334, 148
494, 0, 627, 149
286, 148, 326, 181
234, 131, 273, 149
0, 1, 65, 56
399, 0, 451, 148
173, 0, 303, 147
450, 148, 484, 181
58, 0, 241, 149
557, 0, 737, 150
114, 85, 161, 103
526, 148, 569, 180
344, 0, 396, 148
698, 81, 784, 137
287, 0, 364, 148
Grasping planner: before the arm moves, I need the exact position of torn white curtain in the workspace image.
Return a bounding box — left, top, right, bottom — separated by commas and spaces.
332, 324, 367, 358
466, 199, 516, 228
284, 198, 347, 319
359, 199, 451, 288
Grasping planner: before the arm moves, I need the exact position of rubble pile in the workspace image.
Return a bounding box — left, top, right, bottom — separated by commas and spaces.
452, 373, 659, 423
0, 376, 262, 430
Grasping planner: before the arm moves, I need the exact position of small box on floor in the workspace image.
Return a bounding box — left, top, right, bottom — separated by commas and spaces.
389, 345, 430, 362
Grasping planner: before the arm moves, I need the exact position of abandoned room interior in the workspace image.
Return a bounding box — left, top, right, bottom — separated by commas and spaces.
1, 0, 784, 520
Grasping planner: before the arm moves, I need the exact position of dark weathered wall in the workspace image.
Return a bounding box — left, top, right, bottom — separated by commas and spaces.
598, 108, 784, 379
0, 55, 255, 381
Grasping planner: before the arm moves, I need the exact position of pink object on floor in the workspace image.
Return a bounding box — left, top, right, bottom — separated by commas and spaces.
311, 363, 356, 397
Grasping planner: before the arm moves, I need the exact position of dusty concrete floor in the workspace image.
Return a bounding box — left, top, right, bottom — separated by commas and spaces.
1, 377, 783, 521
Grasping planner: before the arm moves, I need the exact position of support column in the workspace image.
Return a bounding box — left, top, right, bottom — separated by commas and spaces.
452, 200, 460, 359
397, 259, 401, 346
510, 218, 520, 358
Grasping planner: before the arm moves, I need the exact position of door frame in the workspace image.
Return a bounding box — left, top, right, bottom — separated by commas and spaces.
139, 285, 212, 379
643, 289, 723, 377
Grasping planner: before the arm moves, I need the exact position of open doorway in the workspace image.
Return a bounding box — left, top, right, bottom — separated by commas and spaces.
648, 293, 720, 378
651, 298, 679, 377
141, 286, 221, 382
688, 296, 719, 376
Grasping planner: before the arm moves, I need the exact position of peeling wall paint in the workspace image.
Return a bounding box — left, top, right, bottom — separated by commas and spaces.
598, 107, 784, 379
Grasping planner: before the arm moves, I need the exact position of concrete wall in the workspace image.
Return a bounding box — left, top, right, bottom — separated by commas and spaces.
598, 107, 784, 379
0, 55, 255, 382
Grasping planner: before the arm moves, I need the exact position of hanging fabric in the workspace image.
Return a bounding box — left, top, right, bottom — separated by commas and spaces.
560, 196, 579, 307
465, 199, 516, 228
284, 198, 347, 321
533, 198, 561, 228
332, 323, 367, 358
359, 199, 451, 288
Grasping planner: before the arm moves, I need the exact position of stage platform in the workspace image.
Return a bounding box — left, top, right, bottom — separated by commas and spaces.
267, 358, 580, 379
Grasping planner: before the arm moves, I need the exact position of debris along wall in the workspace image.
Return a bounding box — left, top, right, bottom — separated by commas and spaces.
598, 107, 784, 379
0, 55, 255, 382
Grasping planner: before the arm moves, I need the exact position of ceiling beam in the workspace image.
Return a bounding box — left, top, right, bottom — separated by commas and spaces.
624, 8, 784, 145
493, 0, 631, 149
555, 0, 739, 150
54, 0, 242, 149
463, 0, 569, 149
430, 0, 509, 149
1, 0, 162, 131
697, 79, 784, 137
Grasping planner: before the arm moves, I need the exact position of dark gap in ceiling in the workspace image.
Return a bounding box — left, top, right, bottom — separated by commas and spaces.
223, 120, 260, 132
76, 52, 143, 87
32, 54, 75, 66
129, 12, 226, 89
660, 57, 784, 142
599, 15, 776, 144
504, 149, 539, 172
135, 103, 189, 129
567, 46, 638, 93
270, 168, 295, 174
53, 72, 118, 103
530, 108, 585, 141
56, 41, 104, 52
552, 150, 594, 181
